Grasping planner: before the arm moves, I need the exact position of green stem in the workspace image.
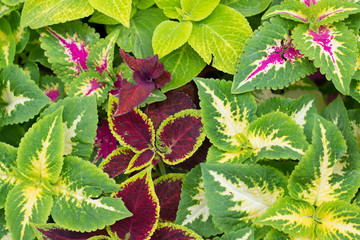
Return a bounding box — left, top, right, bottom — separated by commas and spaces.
158, 161, 167, 176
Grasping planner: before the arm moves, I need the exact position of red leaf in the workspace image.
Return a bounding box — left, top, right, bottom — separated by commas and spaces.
94, 119, 118, 162
120, 49, 142, 71
150, 222, 202, 240
126, 149, 155, 174
34, 224, 108, 240
99, 147, 135, 178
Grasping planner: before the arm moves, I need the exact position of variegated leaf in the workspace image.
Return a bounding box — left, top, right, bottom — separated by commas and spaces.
150, 222, 203, 240
348, 109, 360, 148
264, 229, 290, 240
201, 163, 287, 233
51, 156, 131, 232
16, 108, 64, 183
288, 116, 355, 207
214, 228, 254, 240
0, 18, 15, 68
194, 78, 257, 152
6, 11, 29, 54
0, 65, 50, 126
350, 79, 360, 102
125, 148, 155, 173
41, 95, 98, 159
110, 168, 160, 240
206, 145, 253, 164
262, 0, 310, 23
232, 17, 316, 94
292, 22, 357, 95
0, 209, 9, 239
39, 75, 63, 102
246, 112, 308, 161
108, 94, 155, 152
256, 197, 315, 237
5, 182, 53, 240
99, 147, 135, 178
0, 142, 18, 208
176, 165, 221, 237
94, 119, 118, 162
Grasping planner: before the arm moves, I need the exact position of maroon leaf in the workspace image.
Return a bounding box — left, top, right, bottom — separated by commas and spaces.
150, 222, 202, 240
154, 174, 185, 222
108, 94, 155, 152
120, 49, 142, 71
145, 91, 196, 129
126, 149, 155, 174
110, 169, 160, 240
156, 109, 205, 165
94, 119, 118, 162
99, 147, 135, 178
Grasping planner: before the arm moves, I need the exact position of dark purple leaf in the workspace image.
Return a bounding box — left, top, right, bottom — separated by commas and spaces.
94, 119, 118, 162
154, 174, 185, 222
126, 149, 155, 173
99, 147, 135, 178
150, 222, 202, 240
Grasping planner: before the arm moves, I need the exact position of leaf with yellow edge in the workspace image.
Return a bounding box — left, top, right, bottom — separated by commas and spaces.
206, 145, 253, 164
0, 142, 18, 208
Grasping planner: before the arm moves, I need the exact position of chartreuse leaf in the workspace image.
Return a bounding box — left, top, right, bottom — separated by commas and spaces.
0, 18, 15, 68
2, 0, 24, 6
88, 0, 132, 28
188, 4, 252, 74
206, 145, 253, 164
160, 44, 205, 92
41, 95, 98, 159
89, 11, 120, 25
152, 20, 192, 59
262, 0, 310, 23
221, 0, 272, 17
292, 23, 357, 95
315, 201, 360, 239
288, 116, 357, 207
194, 78, 257, 152
201, 163, 287, 233
180, 0, 219, 21
176, 165, 221, 237
150, 222, 203, 240
20, 0, 94, 29
155, 0, 182, 19
137, 0, 155, 9
0, 142, 18, 208
99, 147, 135, 178
16, 108, 64, 183
256, 197, 315, 237
232, 17, 316, 94
51, 156, 131, 232
348, 109, 360, 148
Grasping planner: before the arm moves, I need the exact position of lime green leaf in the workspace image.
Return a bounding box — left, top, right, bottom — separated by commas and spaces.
263, 229, 290, 240
221, 0, 272, 17
155, 0, 182, 19
256, 197, 315, 237
88, 0, 132, 28
20, 0, 94, 29
16, 108, 64, 183
160, 43, 205, 92
0, 18, 16, 68
202, 163, 287, 233
5, 182, 53, 240
52, 156, 131, 232
2, 0, 24, 6
0, 142, 18, 208
206, 145, 253, 164
180, 0, 219, 21
89, 11, 120, 25
137, 0, 155, 9
188, 4, 252, 74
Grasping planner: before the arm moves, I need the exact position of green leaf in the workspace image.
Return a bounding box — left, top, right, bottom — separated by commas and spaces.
348, 109, 360, 149
160, 43, 205, 92
188, 4, 252, 74
1, 0, 24, 6
262, 0, 310, 23
0, 209, 9, 239
137, 0, 155, 9
180, 0, 219, 21
206, 145, 253, 164
0, 3, 13, 19
215, 228, 254, 240
221, 0, 272, 17
5, 182, 53, 240
292, 23, 357, 95
20, 0, 94, 29
155, 0, 182, 19
16, 108, 64, 183
89, 11, 120, 25
152, 20, 192, 59
263, 229, 290, 240
0, 18, 16, 68
52, 156, 131, 232
0, 142, 18, 208
0, 65, 50, 126
202, 163, 287, 233
6, 11, 29, 54
256, 197, 315, 237
88, 0, 132, 28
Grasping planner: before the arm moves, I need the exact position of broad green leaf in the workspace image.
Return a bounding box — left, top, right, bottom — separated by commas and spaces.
20, 0, 94, 29
292, 23, 357, 95
6, 11, 29, 54
188, 4, 252, 74
115, 8, 168, 58
16, 108, 64, 183
5, 182, 53, 240
214, 228, 254, 240
41, 95, 98, 159
155, 0, 182, 19
176, 165, 221, 237
0, 65, 50, 126
0, 142, 18, 208
0, 209, 9, 239
153, 20, 192, 59
288, 116, 352, 207
137, 0, 155, 9
0, 18, 15, 68
264, 229, 289, 240
202, 163, 287, 233
88, 0, 132, 28
194, 78, 257, 152
206, 145, 253, 164
348, 109, 360, 148
24, 61, 40, 85
256, 197, 315, 237
0, 124, 25, 147
89, 11, 120, 25
221, 0, 272, 17
350, 79, 360, 102
247, 112, 308, 161
52, 156, 131, 232
262, 0, 310, 23
180, 0, 219, 21
2, 0, 24, 6
160, 43, 205, 92
316, 201, 360, 239
0, 3, 13, 19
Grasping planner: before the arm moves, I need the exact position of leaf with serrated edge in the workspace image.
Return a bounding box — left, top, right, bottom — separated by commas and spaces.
217, 228, 254, 240
206, 145, 253, 164
262, 0, 310, 23
194, 78, 257, 152
348, 109, 360, 148
155, 0, 182, 19
0, 142, 18, 208
181, 0, 220, 21
202, 163, 287, 233
125, 148, 155, 173
51, 156, 131, 232
150, 222, 203, 240
0, 18, 15, 68
99, 147, 135, 178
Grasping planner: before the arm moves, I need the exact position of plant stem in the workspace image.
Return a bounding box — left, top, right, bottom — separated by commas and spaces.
158, 161, 167, 176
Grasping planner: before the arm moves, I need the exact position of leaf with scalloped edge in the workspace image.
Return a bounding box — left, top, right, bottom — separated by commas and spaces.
176, 165, 221, 237
150, 222, 203, 240
110, 168, 160, 240
51, 156, 131, 232
0, 17, 15, 68
0, 142, 18, 208
188, 4, 252, 74
99, 147, 135, 178
262, 0, 310, 23
202, 163, 287, 233
108, 94, 155, 152
232, 17, 316, 94
39, 21, 99, 84
206, 145, 253, 164
255, 197, 315, 237
194, 78, 257, 152
20, 0, 94, 29
156, 109, 205, 165
180, 0, 219, 21
0, 65, 50, 126
348, 109, 360, 148
155, 0, 182, 19
154, 173, 184, 222
125, 148, 155, 173
292, 23, 357, 95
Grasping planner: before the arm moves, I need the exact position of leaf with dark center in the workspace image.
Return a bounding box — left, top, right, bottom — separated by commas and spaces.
94, 119, 118, 162
99, 147, 135, 178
